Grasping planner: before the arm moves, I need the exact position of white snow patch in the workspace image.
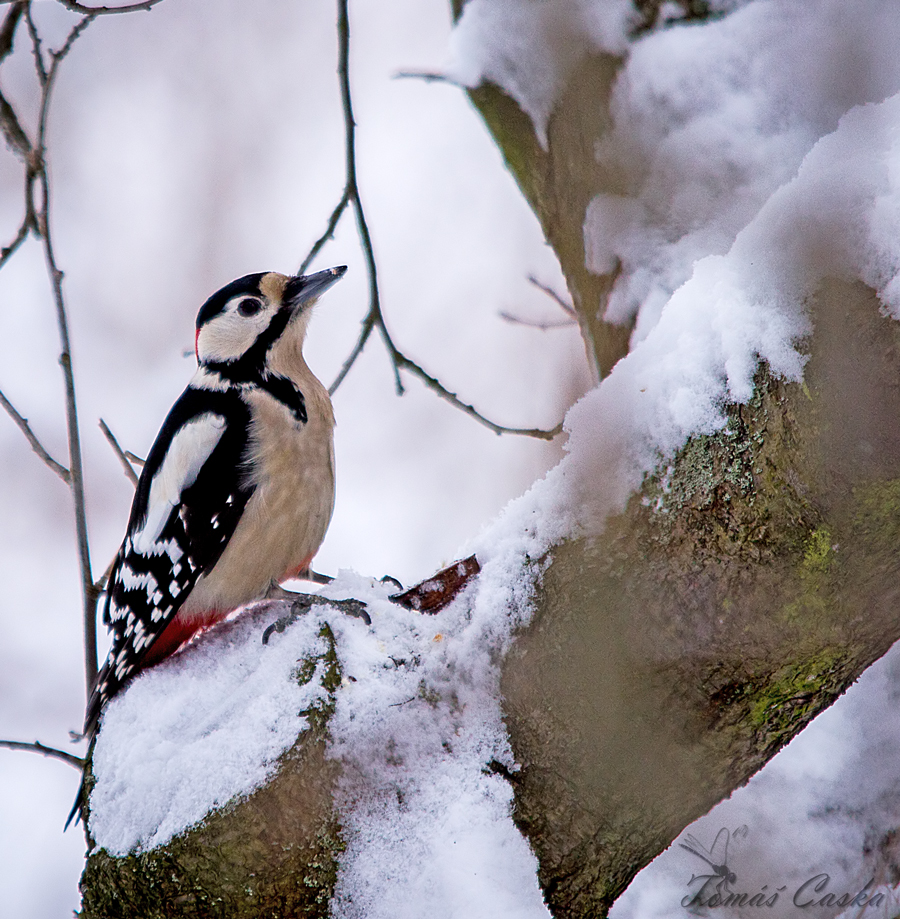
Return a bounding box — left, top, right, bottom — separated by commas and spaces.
90, 605, 334, 854
447, 0, 635, 145
583, 0, 900, 339
315, 570, 550, 918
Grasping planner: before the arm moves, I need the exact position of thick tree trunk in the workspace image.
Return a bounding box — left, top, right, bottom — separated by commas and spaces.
501, 279, 900, 917
455, 10, 900, 911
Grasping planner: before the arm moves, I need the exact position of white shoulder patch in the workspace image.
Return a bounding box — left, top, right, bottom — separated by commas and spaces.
131, 413, 226, 554
191, 366, 232, 392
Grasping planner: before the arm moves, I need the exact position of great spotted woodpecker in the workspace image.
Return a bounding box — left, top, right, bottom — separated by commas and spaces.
84, 267, 345, 738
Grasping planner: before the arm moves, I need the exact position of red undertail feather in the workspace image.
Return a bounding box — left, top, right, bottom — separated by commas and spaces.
142, 608, 227, 666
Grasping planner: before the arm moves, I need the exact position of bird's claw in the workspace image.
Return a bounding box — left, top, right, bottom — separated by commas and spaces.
262, 594, 371, 644
325, 597, 371, 624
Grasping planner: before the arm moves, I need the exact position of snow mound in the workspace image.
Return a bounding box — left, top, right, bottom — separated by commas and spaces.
89, 603, 334, 854
89, 567, 551, 916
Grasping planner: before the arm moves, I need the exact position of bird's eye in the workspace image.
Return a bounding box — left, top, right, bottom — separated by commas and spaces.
237, 298, 262, 317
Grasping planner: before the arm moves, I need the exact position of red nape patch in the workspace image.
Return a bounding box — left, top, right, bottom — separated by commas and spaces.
194, 327, 201, 361
142, 609, 225, 667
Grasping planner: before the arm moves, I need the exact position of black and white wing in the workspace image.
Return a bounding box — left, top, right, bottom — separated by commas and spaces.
86, 387, 254, 733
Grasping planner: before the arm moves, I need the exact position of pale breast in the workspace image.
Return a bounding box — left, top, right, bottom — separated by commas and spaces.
181, 363, 335, 616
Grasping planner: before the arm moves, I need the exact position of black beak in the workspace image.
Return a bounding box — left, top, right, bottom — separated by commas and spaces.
284, 266, 347, 308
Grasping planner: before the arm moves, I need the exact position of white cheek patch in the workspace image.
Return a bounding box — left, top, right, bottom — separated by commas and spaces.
196, 309, 269, 363
132, 414, 226, 554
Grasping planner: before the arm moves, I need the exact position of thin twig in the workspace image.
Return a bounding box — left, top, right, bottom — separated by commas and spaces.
499, 311, 576, 330
0, 387, 71, 481
0, 2, 23, 63
527, 274, 577, 316
393, 70, 460, 85
317, 0, 560, 441
299, 187, 350, 276
0, 210, 34, 270
330, 0, 402, 395
25, 12, 99, 699
53, 0, 164, 14
0, 739, 84, 770
93, 553, 117, 596
23, 3, 46, 85
99, 418, 140, 485
393, 351, 563, 440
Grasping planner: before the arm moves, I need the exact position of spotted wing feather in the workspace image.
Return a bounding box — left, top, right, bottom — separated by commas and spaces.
86, 387, 254, 734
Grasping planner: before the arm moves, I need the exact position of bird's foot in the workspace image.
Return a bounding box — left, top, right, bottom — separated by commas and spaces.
262, 590, 371, 644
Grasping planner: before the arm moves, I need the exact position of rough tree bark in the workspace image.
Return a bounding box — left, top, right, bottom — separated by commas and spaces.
79, 5, 900, 917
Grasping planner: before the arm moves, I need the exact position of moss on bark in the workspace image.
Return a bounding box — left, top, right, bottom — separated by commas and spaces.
501, 279, 900, 917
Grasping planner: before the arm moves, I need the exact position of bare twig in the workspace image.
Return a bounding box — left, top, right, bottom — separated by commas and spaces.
53, 0, 164, 14
0, 210, 34, 270
99, 419, 140, 485
527, 274, 577, 316
315, 0, 561, 441
394, 70, 460, 85
327, 0, 402, 395
499, 311, 577, 330
0, 387, 70, 481
0, 4, 29, 157
92, 553, 117, 596
0, 2, 23, 62
39, 186, 98, 697
23, 11, 100, 698
298, 187, 350, 276
0, 738, 84, 770
22, 3, 46, 84
393, 351, 563, 440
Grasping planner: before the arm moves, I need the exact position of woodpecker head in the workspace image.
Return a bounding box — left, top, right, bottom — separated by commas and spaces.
194, 266, 346, 373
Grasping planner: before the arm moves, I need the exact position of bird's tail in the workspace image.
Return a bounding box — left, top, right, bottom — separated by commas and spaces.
65, 673, 103, 831
64, 773, 85, 831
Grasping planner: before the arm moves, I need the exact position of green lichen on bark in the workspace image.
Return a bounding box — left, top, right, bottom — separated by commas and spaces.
501, 280, 900, 918
79, 616, 344, 919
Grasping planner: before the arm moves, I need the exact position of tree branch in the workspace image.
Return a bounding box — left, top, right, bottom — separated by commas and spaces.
0, 738, 84, 769
527, 274, 577, 317
52, 0, 164, 14
298, 187, 350, 276
316, 0, 560, 442
24, 10, 99, 699
99, 418, 140, 486
0, 387, 70, 482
